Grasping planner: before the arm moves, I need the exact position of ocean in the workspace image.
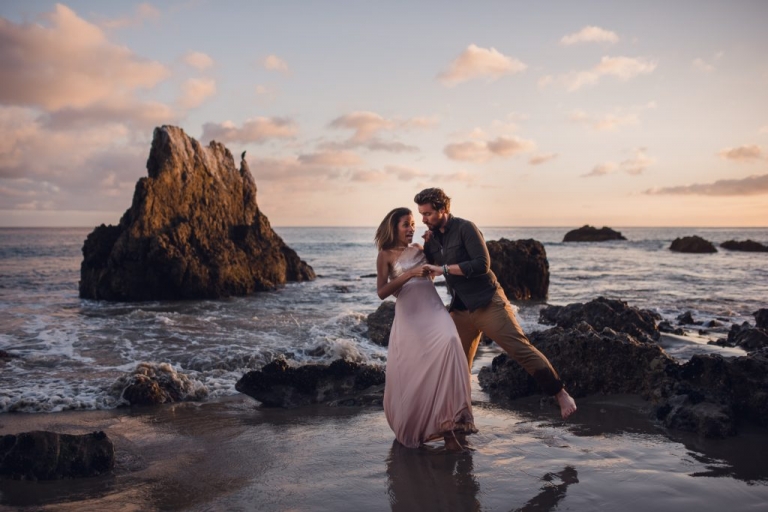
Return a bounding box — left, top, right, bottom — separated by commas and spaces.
1, 226, 766, 414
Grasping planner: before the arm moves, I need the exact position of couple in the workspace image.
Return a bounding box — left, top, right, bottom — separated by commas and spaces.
375, 188, 577, 451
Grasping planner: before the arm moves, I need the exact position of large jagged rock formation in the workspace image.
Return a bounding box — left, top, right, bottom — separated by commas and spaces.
80, 126, 315, 301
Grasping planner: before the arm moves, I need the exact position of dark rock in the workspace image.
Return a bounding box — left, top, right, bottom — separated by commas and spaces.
486, 238, 549, 300
0, 350, 17, 360
367, 301, 396, 347
705, 319, 722, 328
333, 285, 351, 293
360, 273, 377, 278
478, 322, 674, 400
676, 311, 697, 325
669, 235, 717, 253
111, 362, 209, 405
538, 296, 660, 342
0, 431, 114, 480
79, 125, 315, 301
755, 309, 768, 329
658, 321, 685, 335
477, 323, 768, 438
654, 351, 768, 437
563, 225, 626, 242
235, 359, 386, 407
719, 322, 768, 352
720, 240, 768, 252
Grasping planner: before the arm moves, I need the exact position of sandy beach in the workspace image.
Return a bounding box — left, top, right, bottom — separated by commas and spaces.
2, 347, 767, 512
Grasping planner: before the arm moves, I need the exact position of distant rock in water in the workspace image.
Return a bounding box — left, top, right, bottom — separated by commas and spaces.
720, 239, 768, 252
756, 309, 768, 329
79, 125, 315, 301
487, 238, 549, 300
563, 225, 626, 242
669, 235, 717, 253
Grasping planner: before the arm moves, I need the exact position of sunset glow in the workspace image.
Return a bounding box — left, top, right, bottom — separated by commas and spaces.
1, 1, 766, 227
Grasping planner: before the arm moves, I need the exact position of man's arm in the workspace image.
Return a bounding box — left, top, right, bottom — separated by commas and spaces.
456, 221, 490, 278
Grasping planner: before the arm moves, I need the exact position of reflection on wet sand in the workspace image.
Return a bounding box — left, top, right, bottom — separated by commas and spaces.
513, 466, 579, 512
386, 440, 480, 512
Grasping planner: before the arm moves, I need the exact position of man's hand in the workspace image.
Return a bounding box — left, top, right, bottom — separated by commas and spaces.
422, 230, 433, 243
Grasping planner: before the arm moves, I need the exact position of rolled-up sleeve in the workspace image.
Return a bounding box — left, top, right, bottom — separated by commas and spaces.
457, 221, 490, 278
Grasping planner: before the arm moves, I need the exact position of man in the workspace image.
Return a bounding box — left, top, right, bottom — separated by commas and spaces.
415, 187, 577, 419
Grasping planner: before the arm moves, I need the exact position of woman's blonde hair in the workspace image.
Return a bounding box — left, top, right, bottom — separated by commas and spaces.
374, 207, 412, 251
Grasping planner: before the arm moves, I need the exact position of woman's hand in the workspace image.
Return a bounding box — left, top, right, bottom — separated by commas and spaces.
408, 266, 429, 279
423, 264, 442, 277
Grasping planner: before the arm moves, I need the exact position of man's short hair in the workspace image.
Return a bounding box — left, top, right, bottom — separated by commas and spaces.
414, 188, 451, 214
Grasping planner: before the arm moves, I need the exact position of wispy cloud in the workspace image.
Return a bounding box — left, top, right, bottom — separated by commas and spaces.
718, 145, 764, 162
179, 78, 216, 109
621, 147, 654, 175
324, 111, 435, 152
529, 153, 558, 165
581, 162, 617, 177
437, 44, 526, 86
297, 151, 362, 167
563, 56, 657, 91
0, 4, 170, 112
183, 51, 214, 71
569, 109, 639, 131
560, 26, 619, 45
98, 2, 160, 29
692, 58, 714, 73
201, 117, 298, 144
444, 136, 536, 162
644, 174, 768, 196
263, 54, 289, 73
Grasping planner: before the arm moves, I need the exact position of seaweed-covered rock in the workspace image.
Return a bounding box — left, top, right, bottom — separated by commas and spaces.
80, 125, 315, 301
367, 301, 396, 346
0, 431, 114, 480
539, 296, 660, 342
669, 236, 717, 253
486, 238, 549, 300
111, 362, 209, 405
235, 359, 386, 407
720, 240, 768, 252
563, 225, 626, 242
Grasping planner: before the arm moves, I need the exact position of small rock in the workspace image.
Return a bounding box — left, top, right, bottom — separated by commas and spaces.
669, 235, 717, 253
563, 225, 626, 242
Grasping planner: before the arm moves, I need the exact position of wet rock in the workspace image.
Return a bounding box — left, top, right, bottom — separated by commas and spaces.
669, 235, 717, 253
0, 431, 114, 480
486, 238, 549, 300
79, 125, 315, 301
538, 296, 660, 342
235, 359, 386, 407
654, 350, 768, 437
367, 301, 396, 347
720, 240, 768, 252
658, 321, 685, 335
111, 362, 209, 405
333, 285, 351, 293
0, 350, 17, 360
676, 311, 700, 325
563, 225, 626, 242
478, 322, 674, 400
478, 323, 768, 438
754, 309, 768, 329
706, 319, 723, 328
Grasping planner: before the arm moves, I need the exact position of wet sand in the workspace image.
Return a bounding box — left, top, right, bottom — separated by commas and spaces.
1, 349, 767, 511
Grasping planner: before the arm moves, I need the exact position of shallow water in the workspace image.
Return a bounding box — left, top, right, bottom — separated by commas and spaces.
1, 226, 766, 414
1, 392, 766, 511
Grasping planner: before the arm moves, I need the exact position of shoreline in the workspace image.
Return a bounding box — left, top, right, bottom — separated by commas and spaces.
2, 372, 768, 510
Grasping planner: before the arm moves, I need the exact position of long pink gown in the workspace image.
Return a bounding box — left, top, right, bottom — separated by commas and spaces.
383, 245, 476, 448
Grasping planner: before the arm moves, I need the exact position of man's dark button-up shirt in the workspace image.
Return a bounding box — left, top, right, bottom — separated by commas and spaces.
423, 215, 501, 312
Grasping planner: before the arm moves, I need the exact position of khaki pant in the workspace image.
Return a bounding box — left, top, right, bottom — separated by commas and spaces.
450, 290, 563, 396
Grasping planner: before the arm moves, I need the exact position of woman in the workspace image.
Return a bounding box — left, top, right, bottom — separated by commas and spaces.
375, 207, 476, 450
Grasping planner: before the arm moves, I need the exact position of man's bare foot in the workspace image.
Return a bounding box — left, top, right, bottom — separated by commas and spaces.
555, 389, 577, 419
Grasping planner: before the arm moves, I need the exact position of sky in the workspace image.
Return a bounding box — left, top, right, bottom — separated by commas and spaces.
1, 0, 767, 228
